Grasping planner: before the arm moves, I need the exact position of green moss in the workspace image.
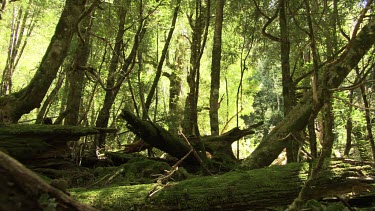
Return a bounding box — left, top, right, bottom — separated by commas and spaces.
92, 159, 172, 187
146, 162, 308, 210
71, 184, 153, 210
74, 163, 308, 210
71, 161, 372, 210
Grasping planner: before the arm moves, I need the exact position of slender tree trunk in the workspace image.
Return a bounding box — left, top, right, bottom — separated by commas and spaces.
344, 89, 354, 156
279, 0, 298, 162
1, 1, 35, 95
95, 1, 144, 149
35, 71, 65, 124
307, 118, 317, 158
287, 89, 334, 211
183, 0, 210, 136
65, 13, 94, 126
164, 34, 185, 134
358, 74, 375, 162
209, 0, 224, 136
144, 0, 181, 119
95, 0, 127, 148
242, 18, 375, 169
0, 0, 86, 123
163, 71, 182, 134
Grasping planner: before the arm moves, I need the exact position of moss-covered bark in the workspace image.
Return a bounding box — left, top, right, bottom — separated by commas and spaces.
121, 109, 196, 162
121, 109, 262, 165
0, 124, 116, 161
72, 160, 375, 210
0, 150, 97, 211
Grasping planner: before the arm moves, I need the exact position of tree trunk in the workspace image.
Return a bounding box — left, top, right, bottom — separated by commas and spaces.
120, 109, 262, 164
144, 0, 180, 119
163, 71, 182, 134
0, 150, 97, 211
209, 0, 224, 136
358, 74, 375, 162
279, 0, 299, 163
242, 18, 375, 169
0, 124, 116, 171
344, 89, 354, 156
35, 72, 65, 124
95, 0, 144, 149
65, 13, 93, 126
0, 0, 86, 123
183, 0, 210, 137
120, 109, 196, 163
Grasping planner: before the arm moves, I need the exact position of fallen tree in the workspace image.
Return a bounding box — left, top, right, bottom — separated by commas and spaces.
0, 124, 116, 164
120, 109, 262, 164
0, 150, 97, 211
71, 160, 375, 210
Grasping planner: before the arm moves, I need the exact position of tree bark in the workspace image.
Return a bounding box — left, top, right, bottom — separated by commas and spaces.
120, 109, 262, 164
279, 0, 299, 163
0, 124, 116, 162
209, 0, 224, 136
358, 73, 375, 162
36, 72, 65, 124
183, 0, 210, 136
65, 12, 93, 126
120, 109, 196, 163
242, 18, 375, 169
0, 150, 97, 211
0, 0, 86, 123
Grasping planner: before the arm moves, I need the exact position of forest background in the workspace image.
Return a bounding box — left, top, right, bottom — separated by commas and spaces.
1, 0, 374, 161
1, 0, 375, 209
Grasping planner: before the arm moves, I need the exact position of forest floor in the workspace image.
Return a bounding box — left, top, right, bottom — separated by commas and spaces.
68, 153, 375, 210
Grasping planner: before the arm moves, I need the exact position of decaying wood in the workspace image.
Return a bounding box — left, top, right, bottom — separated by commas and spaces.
120, 109, 197, 163
146, 160, 375, 210
0, 124, 117, 162
71, 160, 375, 210
0, 150, 97, 211
120, 109, 262, 164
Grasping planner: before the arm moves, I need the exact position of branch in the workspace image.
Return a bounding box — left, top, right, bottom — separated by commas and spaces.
334, 96, 375, 111
252, 0, 281, 42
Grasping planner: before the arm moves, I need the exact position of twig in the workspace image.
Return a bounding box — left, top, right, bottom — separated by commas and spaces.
147, 149, 193, 198
180, 132, 213, 176
106, 168, 124, 184
85, 173, 111, 188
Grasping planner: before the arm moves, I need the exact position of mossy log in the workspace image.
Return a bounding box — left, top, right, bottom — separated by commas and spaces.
120, 110, 197, 163
0, 150, 97, 211
0, 124, 116, 162
120, 109, 262, 164
72, 160, 375, 210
